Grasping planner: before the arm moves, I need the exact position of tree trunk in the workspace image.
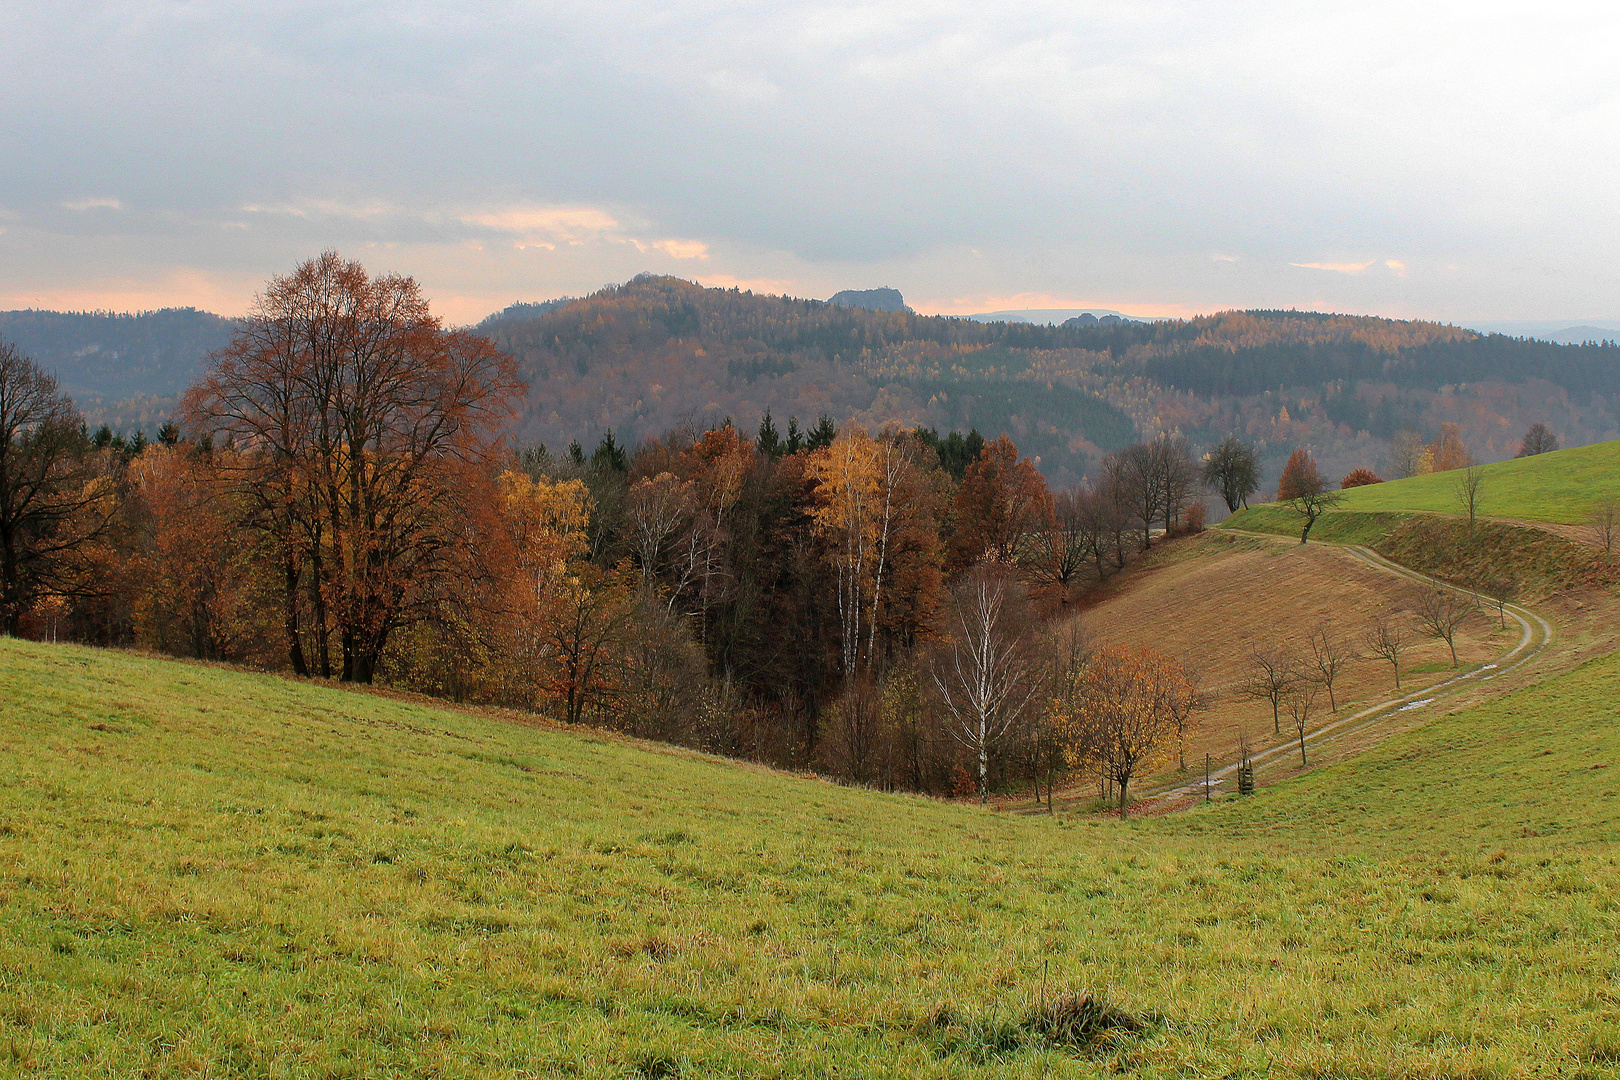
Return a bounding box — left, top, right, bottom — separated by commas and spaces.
283, 554, 308, 676
1118, 775, 1130, 819
1298, 728, 1307, 766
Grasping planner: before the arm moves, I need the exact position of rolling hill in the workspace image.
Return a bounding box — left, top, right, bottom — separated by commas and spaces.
8, 624, 1620, 1076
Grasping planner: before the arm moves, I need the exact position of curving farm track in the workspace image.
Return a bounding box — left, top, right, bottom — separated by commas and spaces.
1151, 535, 1556, 804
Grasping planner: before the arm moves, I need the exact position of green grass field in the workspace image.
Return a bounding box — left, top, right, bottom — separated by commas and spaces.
7, 638, 1620, 1077
1330, 438, 1620, 524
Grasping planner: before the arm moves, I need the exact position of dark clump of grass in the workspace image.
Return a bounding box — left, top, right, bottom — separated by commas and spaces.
1023, 992, 1149, 1053
632, 1053, 685, 1078
917, 992, 1151, 1061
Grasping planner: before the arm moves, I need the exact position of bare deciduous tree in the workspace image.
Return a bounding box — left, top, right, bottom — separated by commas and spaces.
1307, 624, 1355, 712
1589, 498, 1619, 555
1362, 614, 1410, 689
1166, 663, 1206, 772
1477, 576, 1518, 630
1416, 587, 1472, 667
930, 567, 1044, 803
1242, 641, 1301, 735
1285, 681, 1319, 766
1453, 464, 1486, 528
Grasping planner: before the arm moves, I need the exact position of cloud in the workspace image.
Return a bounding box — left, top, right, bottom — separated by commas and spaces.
1290, 260, 1377, 274
652, 238, 709, 259
60, 197, 122, 211
461, 205, 622, 242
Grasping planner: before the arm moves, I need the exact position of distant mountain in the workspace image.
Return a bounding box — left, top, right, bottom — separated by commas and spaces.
964, 308, 1150, 326
0, 308, 234, 424
828, 287, 911, 313
1460, 318, 1620, 343
1545, 326, 1620, 346
10, 281, 1620, 487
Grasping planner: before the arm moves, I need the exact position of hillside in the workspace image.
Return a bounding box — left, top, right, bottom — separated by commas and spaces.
1325, 438, 1620, 524
8, 636, 1620, 1075
0, 308, 232, 404
1075, 531, 1515, 773
486, 278, 1620, 486
9, 281, 1620, 486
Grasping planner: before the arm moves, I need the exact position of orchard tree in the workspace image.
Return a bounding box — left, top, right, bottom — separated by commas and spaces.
1362, 613, 1410, 689
1416, 587, 1472, 666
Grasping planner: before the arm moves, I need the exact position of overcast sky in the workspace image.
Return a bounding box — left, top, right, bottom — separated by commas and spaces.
3, 1, 1617, 325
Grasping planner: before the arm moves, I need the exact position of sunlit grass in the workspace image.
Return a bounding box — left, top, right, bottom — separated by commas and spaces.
6, 637, 1620, 1077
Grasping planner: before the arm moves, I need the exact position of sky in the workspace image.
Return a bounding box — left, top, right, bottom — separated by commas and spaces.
3, 1, 1618, 326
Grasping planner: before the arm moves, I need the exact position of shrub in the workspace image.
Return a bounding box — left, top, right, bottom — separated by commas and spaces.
1341, 467, 1384, 489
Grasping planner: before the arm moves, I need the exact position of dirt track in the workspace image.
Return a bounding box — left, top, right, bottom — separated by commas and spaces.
1020, 529, 1576, 813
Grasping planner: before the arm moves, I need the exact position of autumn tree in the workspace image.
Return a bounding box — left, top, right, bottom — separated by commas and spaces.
1277, 448, 1319, 500
1361, 613, 1410, 689
0, 341, 114, 634
1059, 644, 1189, 818
1427, 423, 1473, 473
1516, 423, 1559, 458
930, 566, 1044, 802
1202, 435, 1262, 512
1416, 586, 1471, 666
1277, 449, 1343, 543
124, 443, 263, 660
184, 252, 523, 682
950, 435, 1054, 569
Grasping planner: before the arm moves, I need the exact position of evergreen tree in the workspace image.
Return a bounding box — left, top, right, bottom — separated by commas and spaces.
757, 410, 782, 459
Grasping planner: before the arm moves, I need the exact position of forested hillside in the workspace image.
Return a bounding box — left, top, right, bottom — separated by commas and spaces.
10, 276, 1620, 488
489, 276, 1620, 486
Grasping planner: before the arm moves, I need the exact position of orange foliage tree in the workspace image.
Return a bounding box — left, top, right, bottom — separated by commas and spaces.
183, 252, 524, 682
950, 435, 1054, 570
1276, 448, 1321, 501
1425, 423, 1473, 473
1055, 644, 1193, 817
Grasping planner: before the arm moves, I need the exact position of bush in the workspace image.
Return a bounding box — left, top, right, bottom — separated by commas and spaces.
1341, 467, 1384, 489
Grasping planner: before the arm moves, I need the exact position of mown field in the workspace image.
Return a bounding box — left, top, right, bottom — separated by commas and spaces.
5, 637, 1620, 1078
1330, 438, 1620, 524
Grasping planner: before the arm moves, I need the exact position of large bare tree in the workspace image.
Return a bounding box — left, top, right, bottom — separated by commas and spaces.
0, 341, 112, 635
184, 252, 523, 682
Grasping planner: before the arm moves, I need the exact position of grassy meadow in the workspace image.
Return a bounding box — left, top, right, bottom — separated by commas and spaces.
6, 638, 1620, 1077
1331, 438, 1620, 524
